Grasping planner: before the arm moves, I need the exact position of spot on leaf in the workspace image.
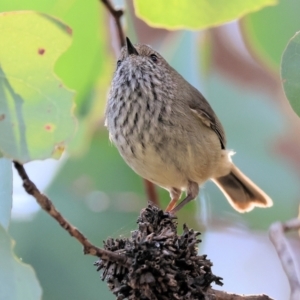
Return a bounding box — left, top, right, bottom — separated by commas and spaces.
44, 124, 55, 132
66, 26, 72, 35
38, 48, 45, 55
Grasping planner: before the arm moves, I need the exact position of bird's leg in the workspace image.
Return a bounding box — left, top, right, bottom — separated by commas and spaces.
170, 181, 199, 214
165, 188, 182, 212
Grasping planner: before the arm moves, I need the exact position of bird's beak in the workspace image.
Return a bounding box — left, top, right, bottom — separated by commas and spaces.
126, 37, 139, 56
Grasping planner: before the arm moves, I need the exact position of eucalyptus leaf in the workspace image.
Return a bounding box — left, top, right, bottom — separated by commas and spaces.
0, 11, 75, 162
134, 0, 277, 30
0, 225, 42, 300
281, 31, 300, 117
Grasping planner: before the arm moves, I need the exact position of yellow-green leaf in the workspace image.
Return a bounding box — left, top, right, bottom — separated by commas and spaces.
281, 31, 300, 118
0, 11, 75, 163
134, 0, 277, 30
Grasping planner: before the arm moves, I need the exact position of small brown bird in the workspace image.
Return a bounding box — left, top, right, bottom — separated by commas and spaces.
105, 37, 273, 214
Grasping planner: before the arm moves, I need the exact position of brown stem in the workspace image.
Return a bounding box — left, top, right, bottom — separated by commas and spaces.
100, 0, 160, 207
101, 0, 125, 48
143, 179, 159, 207
13, 161, 131, 268
269, 219, 300, 300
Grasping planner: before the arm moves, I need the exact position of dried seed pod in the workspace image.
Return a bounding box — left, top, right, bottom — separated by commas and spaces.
94, 204, 223, 299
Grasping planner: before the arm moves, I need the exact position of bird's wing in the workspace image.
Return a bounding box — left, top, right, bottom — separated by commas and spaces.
188, 86, 226, 149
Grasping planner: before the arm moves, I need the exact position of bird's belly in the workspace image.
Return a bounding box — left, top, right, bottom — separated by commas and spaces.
118, 141, 187, 189
114, 131, 229, 191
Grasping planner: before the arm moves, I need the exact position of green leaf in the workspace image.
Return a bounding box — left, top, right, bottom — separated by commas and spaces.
0, 0, 113, 113
0, 158, 12, 230
0, 225, 42, 300
133, 0, 277, 30
242, 0, 300, 70
281, 31, 300, 117
0, 11, 75, 162
0, 1, 114, 155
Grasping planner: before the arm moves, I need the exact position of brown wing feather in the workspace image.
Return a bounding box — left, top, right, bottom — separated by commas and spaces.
188, 86, 226, 149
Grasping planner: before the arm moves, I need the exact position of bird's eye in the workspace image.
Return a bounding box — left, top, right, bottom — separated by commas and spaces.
150, 54, 158, 62
117, 60, 122, 68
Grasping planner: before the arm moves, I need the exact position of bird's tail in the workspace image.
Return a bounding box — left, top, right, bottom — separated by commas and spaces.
212, 164, 273, 212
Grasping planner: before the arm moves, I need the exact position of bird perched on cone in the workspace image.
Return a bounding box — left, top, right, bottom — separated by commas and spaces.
105, 37, 272, 214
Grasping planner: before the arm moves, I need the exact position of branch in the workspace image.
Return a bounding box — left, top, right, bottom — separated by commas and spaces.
101, 0, 125, 48
143, 179, 159, 206
207, 289, 273, 300
269, 218, 300, 300
14, 160, 273, 299
13, 161, 131, 268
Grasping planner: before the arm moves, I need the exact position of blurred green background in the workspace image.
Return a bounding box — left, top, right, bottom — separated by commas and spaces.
1, 0, 300, 299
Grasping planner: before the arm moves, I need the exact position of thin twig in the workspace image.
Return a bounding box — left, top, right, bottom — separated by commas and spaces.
101, 0, 125, 48
208, 289, 274, 300
143, 179, 159, 206
13, 161, 131, 268
269, 219, 300, 300
100, 0, 160, 207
